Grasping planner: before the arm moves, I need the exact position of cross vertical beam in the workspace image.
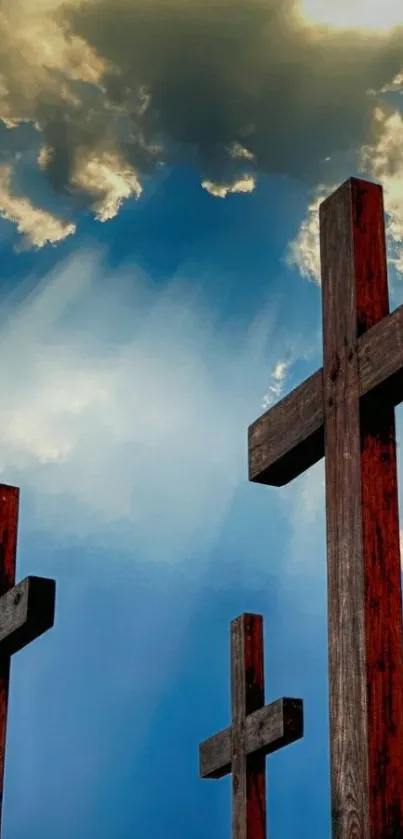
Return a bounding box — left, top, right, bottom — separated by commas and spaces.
320, 179, 403, 838
231, 614, 266, 839
0, 485, 18, 828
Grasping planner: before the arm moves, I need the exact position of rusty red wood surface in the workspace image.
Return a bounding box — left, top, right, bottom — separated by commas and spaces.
320, 178, 403, 838
352, 182, 403, 838
231, 614, 266, 839
0, 485, 18, 832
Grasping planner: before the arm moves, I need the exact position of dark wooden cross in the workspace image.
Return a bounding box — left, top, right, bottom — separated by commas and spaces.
0, 484, 55, 834
199, 613, 303, 839
249, 177, 403, 838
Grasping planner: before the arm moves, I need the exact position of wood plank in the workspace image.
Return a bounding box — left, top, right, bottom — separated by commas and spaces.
0, 485, 18, 831
248, 301, 403, 486
354, 183, 403, 838
199, 697, 303, 779
248, 369, 323, 487
231, 614, 265, 839
320, 177, 400, 839
0, 576, 55, 658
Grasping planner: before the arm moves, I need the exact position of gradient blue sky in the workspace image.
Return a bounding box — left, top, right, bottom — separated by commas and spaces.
1, 2, 403, 838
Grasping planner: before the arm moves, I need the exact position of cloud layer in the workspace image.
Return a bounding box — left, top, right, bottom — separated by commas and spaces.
0, 0, 403, 245
0, 246, 290, 562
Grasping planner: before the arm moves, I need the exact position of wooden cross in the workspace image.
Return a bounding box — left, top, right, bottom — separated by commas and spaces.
249, 177, 403, 838
0, 484, 55, 834
199, 613, 303, 839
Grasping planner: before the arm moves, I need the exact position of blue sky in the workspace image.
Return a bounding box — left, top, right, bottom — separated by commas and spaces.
1, 2, 403, 837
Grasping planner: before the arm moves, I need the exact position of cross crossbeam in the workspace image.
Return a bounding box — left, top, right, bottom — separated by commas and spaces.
249, 300, 403, 486
248, 178, 403, 838
0, 484, 56, 834
199, 613, 303, 839
200, 697, 302, 779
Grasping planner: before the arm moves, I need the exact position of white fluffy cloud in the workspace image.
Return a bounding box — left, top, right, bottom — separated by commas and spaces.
284, 184, 334, 284
262, 359, 289, 409
202, 175, 256, 199
0, 164, 76, 248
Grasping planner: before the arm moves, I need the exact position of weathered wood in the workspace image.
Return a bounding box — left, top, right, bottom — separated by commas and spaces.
199, 614, 303, 839
0, 576, 55, 659
321, 178, 403, 838
0, 486, 18, 829
248, 176, 403, 838
321, 178, 371, 839
0, 484, 56, 837
231, 614, 263, 839
249, 369, 323, 486
248, 301, 403, 486
199, 697, 303, 779
321, 179, 403, 838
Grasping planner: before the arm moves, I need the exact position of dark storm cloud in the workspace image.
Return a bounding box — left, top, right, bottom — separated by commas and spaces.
0, 0, 402, 238
58, 0, 403, 183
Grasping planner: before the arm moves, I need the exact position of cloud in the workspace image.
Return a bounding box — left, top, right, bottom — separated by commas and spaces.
0, 0, 402, 244
262, 359, 289, 408
201, 175, 256, 198
285, 100, 403, 285
298, 0, 403, 32
70, 148, 142, 220
284, 183, 335, 284
0, 246, 286, 562
0, 163, 76, 248
359, 107, 403, 275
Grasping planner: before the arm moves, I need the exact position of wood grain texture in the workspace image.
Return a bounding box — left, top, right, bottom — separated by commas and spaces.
199, 697, 303, 779
321, 178, 370, 839
199, 614, 303, 839
0, 485, 18, 832
248, 301, 403, 486
0, 576, 55, 658
354, 182, 403, 839
231, 614, 265, 839
248, 369, 323, 486
321, 177, 403, 839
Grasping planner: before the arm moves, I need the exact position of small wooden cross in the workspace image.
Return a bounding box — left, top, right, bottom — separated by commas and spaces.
249, 178, 403, 838
0, 484, 55, 834
199, 613, 303, 839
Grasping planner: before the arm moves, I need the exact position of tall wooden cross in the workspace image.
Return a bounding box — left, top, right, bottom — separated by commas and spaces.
199, 613, 303, 839
0, 484, 55, 834
249, 177, 403, 838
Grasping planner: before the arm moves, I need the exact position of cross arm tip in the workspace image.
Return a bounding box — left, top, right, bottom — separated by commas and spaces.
0, 575, 56, 658
199, 725, 231, 779
279, 697, 304, 744
248, 369, 324, 486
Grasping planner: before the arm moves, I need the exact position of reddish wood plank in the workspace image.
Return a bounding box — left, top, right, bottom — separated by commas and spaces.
0, 485, 18, 832
353, 181, 403, 839
231, 614, 266, 839
320, 178, 403, 839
